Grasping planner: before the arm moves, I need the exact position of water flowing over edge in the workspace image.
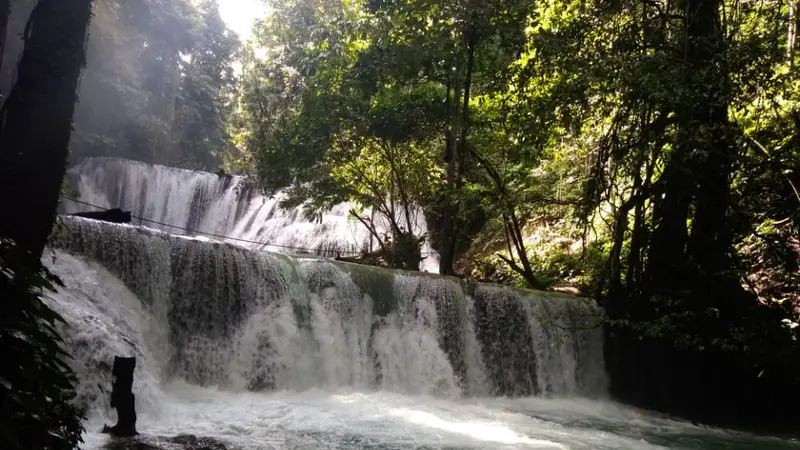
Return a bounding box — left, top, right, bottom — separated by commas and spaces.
48, 216, 607, 414
62, 157, 440, 272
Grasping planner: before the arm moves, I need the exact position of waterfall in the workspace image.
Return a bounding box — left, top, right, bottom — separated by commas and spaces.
62, 157, 440, 272
44, 157, 621, 448
43, 161, 800, 449
47, 216, 607, 421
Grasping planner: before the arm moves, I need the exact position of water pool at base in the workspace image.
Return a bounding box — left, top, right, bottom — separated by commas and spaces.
82, 383, 800, 450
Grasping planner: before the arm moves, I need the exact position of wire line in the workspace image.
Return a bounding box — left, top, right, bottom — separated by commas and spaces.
60, 195, 363, 256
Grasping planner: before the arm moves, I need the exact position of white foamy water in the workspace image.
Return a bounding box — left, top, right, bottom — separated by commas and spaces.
45, 221, 800, 450
75, 385, 691, 450
73, 385, 800, 450
63, 157, 440, 272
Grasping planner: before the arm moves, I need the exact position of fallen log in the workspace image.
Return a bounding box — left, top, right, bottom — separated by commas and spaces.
70, 208, 132, 224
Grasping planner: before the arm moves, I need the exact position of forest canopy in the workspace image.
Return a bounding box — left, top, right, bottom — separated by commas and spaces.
0, 0, 241, 171
4, 0, 794, 306
221, 0, 798, 297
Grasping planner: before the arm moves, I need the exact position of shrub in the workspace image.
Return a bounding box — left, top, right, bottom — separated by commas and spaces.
0, 238, 84, 450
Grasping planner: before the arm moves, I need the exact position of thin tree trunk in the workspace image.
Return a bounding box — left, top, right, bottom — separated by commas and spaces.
439, 72, 461, 275
508, 208, 546, 290
0, 0, 94, 260
457, 38, 475, 179
789, 0, 797, 64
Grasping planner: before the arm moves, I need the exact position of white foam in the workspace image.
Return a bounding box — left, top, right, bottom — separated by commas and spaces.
64, 157, 439, 271
45, 250, 799, 450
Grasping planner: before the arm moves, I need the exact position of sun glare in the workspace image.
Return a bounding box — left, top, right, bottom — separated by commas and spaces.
218, 0, 269, 41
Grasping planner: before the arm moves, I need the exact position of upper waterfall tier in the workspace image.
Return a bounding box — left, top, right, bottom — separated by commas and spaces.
63, 157, 439, 271
49, 216, 607, 419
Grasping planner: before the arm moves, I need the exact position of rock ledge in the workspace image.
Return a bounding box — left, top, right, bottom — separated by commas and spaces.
102, 434, 234, 450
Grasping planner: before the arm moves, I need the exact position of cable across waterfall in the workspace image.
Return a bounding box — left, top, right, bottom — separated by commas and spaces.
62, 157, 440, 271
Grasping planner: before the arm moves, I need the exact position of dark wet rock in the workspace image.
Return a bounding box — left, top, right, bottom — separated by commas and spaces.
102, 434, 233, 450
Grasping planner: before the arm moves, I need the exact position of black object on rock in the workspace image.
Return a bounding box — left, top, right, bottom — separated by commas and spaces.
102, 356, 138, 437
71, 208, 132, 224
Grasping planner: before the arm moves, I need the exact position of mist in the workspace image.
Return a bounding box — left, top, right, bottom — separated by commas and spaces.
1, 0, 241, 172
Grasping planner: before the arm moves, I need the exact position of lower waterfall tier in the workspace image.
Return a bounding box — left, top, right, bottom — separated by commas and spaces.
43, 217, 800, 449
49, 216, 606, 408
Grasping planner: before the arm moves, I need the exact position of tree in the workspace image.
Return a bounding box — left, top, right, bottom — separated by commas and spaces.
512, 0, 800, 426
257, 1, 446, 267
0, 1, 93, 448
170, 0, 240, 170
69, 0, 239, 170
0, 0, 36, 94
0, 0, 95, 258
232, 0, 535, 272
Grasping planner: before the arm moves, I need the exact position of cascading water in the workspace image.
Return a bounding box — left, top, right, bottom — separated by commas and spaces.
62, 157, 439, 271
45, 159, 800, 449
45, 219, 800, 450
50, 217, 606, 400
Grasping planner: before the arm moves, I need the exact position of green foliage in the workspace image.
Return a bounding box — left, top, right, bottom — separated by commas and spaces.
226, 0, 799, 342
170, 0, 240, 170
0, 239, 84, 450
469, 224, 608, 291
737, 219, 800, 309
529, 240, 608, 290
70, 0, 240, 170
60, 179, 80, 200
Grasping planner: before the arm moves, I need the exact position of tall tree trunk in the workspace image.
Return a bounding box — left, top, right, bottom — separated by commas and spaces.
440, 35, 477, 276
0, 0, 10, 74
646, 0, 731, 290
0, 0, 94, 260
684, 0, 733, 277
439, 72, 461, 276
646, 148, 692, 290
